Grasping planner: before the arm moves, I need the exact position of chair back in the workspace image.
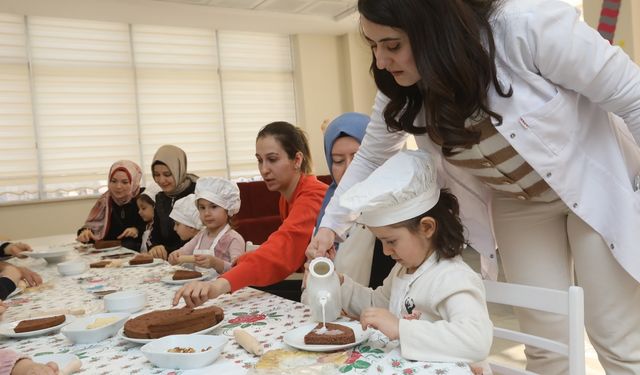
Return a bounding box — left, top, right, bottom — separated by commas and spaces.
483, 280, 585, 375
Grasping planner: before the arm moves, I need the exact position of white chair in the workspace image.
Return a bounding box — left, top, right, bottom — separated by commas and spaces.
483, 280, 585, 375
244, 241, 303, 281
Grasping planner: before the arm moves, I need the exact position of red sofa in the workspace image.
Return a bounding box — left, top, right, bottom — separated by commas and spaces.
234, 175, 332, 245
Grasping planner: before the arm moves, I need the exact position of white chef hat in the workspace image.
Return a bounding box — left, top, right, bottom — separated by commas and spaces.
140, 181, 162, 203
169, 194, 203, 229
194, 177, 242, 217
339, 150, 440, 227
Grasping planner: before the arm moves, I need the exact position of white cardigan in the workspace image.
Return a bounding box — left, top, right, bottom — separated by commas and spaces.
321, 0, 640, 281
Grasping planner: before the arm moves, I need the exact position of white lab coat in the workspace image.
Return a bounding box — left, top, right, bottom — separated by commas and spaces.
321, 0, 640, 281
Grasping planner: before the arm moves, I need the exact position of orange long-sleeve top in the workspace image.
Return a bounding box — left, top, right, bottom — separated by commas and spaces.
222, 174, 328, 292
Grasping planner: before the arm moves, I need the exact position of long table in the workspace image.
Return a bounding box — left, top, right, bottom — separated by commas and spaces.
0, 236, 473, 375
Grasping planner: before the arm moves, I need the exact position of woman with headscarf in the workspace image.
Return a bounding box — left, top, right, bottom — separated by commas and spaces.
77, 160, 145, 251
148, 145, 198, 259
316, 112, 395, 288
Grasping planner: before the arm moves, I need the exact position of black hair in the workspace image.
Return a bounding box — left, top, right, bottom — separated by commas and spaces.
358, 0, 512, 156
391, 189, 466, 260
256, 121, 313, 174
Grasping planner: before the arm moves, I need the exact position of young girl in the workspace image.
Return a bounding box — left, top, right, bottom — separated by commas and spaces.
337, 150, 492, 365
136, 182, 161, 253
173, 121, 327, 306
168, 177, 245, 275
167, 194, 201, 247
77, 160, 145, 250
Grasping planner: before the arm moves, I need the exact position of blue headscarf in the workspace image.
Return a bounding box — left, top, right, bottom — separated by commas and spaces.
315, 112, 370, 231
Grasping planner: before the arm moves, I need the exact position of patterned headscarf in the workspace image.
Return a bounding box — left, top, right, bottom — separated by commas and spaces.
83, 160, 143, 240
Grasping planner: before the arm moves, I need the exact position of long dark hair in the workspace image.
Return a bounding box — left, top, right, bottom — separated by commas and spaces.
257, 121, 313, 174
358, 0, 512, 156
391, 189, 466, 260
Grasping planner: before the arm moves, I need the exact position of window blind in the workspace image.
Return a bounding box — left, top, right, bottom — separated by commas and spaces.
28, 16, 139, 199
218, 31, 296, 178
133, 25, 227, 181
0, 14, 38, 202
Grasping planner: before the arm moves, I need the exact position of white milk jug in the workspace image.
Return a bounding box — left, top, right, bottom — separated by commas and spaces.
306, 257, 342, 323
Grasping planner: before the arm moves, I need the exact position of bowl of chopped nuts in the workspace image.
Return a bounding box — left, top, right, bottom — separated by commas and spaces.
140, 334, 228, 369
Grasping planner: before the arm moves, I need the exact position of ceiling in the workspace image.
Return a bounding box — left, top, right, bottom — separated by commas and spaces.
153, 0, 358, 21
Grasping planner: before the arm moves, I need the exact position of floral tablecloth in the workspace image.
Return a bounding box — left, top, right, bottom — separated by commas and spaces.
1, 244, 472, 375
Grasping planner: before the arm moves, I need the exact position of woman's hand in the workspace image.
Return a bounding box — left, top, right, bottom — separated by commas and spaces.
76, 229, 96, 243
305, 227, 337, 260
359, 307, 399, 340
4, 242, 31, 258
17, 267, 42, 287
172, 278, 231, 308
117, 227, 138, 239
149, 245, 168, 260
167, 251, 181, 265
11, 358, 58, 375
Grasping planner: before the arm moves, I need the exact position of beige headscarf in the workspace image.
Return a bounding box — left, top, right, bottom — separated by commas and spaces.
83, 160, 143, 240
152, 145, 197, 196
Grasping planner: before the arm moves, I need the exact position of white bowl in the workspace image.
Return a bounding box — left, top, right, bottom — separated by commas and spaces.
141, 334, 227, 369
60, 312, 129, 344
27, 247, 70, 264
104, 290, 146, 313
57, 260, 88, 276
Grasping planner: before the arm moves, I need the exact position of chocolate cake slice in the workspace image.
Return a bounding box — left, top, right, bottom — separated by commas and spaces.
303, 322, 355, 345
90, 260, 111, 268
129, 254, 154, 265
172, 270, 203, 280
14, 315, 66, 333
123, 306, 224, 339
94, 240, 121, 249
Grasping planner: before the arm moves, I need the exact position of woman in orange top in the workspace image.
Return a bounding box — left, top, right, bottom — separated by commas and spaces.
173, 121, 327, 307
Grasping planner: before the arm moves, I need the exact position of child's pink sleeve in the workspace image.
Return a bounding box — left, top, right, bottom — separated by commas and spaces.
222, 231, 246, 273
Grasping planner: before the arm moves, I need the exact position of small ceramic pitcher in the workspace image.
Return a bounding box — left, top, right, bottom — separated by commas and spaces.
306, 257, 342, 323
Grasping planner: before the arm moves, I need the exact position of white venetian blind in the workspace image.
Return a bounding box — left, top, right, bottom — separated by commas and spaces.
133, 25, 226, 180
28, 16, 139, 199
218, 31, 296, 178
0, 14, 38, 202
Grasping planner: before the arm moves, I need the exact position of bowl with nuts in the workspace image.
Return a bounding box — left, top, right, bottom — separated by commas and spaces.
140, 334, 228, 369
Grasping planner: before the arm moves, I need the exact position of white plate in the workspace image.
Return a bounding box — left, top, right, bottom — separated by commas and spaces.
117, 319, 223, 344
32, 353, 80, 369
283, 321, 372, 352
0, 315, 76, 338
124, 258, 164, 267
89, 245, 122, 253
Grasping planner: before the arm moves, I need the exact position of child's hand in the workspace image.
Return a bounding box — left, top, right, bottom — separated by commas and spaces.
117, 227, 138, 239
360, 307, 400, 340
76, 229, 96, 243
11, 358, 58, 375
17, 266, 43, 287
0, 301, 7, 316
194, 255, 224, 273
167, 251, 181, 265
149, 245, 168, 260
4, 242, 31, 258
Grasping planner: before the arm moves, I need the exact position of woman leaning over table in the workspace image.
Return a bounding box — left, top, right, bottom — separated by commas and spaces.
306, 0, 640, 374
173, 121, 327, 306
148, 145, 198, 260
77, 160, 145, 251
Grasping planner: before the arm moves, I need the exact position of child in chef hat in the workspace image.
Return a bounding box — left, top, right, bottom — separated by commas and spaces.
337, 150, 492, 369
168, 177, 245, 275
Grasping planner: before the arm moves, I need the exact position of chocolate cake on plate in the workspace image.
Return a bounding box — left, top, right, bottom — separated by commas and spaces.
14, 315, 66, 333
123, 306, 224, 339
90, 260, 111, 268
303, 322, 355, 345
129, 254, 154, 265
172, 270, 202, 280
94, 240, 121, 249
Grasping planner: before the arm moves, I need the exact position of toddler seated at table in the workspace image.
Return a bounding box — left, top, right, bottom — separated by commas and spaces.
136, 182, 161, 253
333, 151, 493, 369
168, 177, 245, 274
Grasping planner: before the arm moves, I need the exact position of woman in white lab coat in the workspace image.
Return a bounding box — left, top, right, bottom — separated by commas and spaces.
307, 1, 640, 374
